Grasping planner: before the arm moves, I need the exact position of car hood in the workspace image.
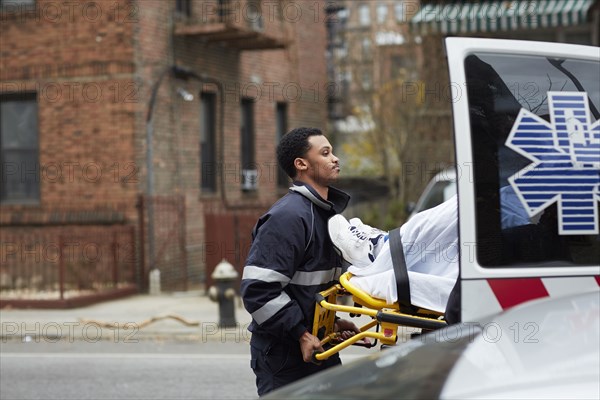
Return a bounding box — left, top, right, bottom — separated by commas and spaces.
441, 290, 600, 399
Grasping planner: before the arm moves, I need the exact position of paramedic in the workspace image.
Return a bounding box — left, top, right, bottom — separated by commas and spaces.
241, 127, 363, 396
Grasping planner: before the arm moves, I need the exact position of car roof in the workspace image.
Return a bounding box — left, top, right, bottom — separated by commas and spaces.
441, 290, 600, 399
408, 167, 457, 219
433, 167, 456, 182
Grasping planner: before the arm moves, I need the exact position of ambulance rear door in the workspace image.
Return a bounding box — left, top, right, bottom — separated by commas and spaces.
445, 38, 600, 322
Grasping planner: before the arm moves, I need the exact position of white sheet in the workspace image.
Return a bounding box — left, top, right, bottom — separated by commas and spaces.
347, 195, 458, 312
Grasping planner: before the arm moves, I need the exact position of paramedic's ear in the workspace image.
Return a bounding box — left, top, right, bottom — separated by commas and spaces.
294, 157, 308, 172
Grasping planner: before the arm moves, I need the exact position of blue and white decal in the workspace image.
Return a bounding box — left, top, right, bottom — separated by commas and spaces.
506, 92, 600, 235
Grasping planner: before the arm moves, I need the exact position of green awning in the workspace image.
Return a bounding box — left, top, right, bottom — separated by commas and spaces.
410, 0, 595, 35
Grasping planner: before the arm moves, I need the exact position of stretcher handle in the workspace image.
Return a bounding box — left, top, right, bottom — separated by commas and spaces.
314, 331, 380, 362
350, 339, 375, 348
311, 350, 322, 365
311, 334, 374, 364
328, 333, 374, 348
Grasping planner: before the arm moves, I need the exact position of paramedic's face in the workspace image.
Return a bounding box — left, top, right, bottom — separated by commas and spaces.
302, 135, 340, 185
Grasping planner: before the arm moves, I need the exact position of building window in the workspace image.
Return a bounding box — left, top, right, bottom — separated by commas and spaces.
275, 102, 288, 188
395, 2, 405, 23
362, 37, 372, 59
247, 0, 263, 31
0, 0, 35, 8
0, 93, 39, 204
343, 69, 352, 83
337, 8, 349, 24
361, 70, 372, 90
200, 92, 216, 193
376, 3, 388, 24
358, 4, 370, 26
240, 98, 257, 191
341, 69, 351, 97
175, 0, 191, 17
335, 44, 348, 60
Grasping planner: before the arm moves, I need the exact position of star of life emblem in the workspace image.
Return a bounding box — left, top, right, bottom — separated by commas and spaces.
506, 92, 600, 235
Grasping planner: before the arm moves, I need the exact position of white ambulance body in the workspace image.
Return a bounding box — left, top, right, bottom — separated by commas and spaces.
446, 38, 600, 322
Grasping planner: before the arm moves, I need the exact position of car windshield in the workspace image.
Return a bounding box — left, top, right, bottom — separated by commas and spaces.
465, 52, 600, 267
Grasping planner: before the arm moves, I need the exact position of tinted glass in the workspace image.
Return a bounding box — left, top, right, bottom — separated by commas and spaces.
465, 53, 600, 267
0, 96, 39, 203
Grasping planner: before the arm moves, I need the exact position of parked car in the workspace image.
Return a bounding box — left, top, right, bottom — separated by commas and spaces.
265, 290, 600, 399
406, 167, 456, 220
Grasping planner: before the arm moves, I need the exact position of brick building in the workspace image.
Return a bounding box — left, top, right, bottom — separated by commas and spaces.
0, 0, 329, 306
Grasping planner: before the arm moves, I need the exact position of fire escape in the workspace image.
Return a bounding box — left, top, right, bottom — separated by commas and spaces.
174, 0, 288, 50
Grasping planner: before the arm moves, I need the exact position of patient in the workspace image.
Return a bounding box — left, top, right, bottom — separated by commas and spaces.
329, 195, 458, 313
328, 185, 530, 313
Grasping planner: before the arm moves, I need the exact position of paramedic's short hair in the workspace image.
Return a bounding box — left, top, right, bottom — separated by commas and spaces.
277, 127, 323, 179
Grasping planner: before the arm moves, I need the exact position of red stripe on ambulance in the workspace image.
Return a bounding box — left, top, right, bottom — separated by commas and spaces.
463, 277, 600, 321
485, 276, 600, 311
487, 278, 549, 309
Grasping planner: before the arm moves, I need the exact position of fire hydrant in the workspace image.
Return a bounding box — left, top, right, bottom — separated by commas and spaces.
208, 259, 239, 328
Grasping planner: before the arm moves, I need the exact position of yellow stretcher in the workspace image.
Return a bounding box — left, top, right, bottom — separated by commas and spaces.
311, 272, 447, 362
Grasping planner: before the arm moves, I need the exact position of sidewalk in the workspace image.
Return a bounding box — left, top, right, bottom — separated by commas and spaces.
0, 292, 252, 342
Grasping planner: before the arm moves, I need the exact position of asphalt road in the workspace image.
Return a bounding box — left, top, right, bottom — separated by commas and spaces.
1, 340, 256, 400
1, 339, 369, 400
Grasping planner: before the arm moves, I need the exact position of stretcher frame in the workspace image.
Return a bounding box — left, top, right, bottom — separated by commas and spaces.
311, 272, 447, 361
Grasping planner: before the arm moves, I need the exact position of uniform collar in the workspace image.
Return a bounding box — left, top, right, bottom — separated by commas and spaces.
289, 181, 350, 214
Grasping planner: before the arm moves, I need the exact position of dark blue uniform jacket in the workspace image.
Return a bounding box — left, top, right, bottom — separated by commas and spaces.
241, 181, 350, 342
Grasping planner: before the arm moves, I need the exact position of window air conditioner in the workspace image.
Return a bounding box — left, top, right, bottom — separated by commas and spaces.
241, 169, 258, 191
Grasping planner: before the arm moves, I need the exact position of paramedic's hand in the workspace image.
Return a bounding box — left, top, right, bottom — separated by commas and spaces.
300, 331, 324, 363
334, 319, 371, 345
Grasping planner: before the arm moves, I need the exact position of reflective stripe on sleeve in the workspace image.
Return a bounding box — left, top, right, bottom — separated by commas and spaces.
252, 292, 292, 325
290, 267, 343, 286
242, 266, 291, 285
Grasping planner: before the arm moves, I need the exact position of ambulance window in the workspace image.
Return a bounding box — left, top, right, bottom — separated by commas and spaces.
465, 52, 600, 267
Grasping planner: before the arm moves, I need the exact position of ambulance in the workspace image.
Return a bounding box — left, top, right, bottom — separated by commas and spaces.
446, 38, 600, 322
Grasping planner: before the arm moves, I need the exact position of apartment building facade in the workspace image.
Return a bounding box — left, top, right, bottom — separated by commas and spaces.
0, 0, 329, 306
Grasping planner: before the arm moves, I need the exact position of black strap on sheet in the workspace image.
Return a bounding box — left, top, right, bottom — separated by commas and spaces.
389, 227, 411, 307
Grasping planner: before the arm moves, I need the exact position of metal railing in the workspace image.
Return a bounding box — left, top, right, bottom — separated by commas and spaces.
176, 0, 277, 32
138, 195, 188, 292
0, 225, 137, 302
